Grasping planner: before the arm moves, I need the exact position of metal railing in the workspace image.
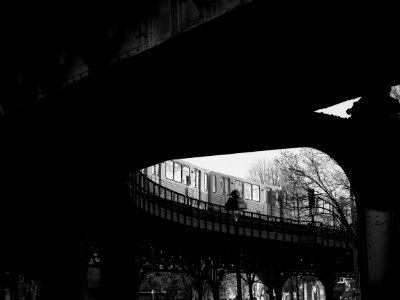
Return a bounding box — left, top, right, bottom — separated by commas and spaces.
130, 171, 353, 248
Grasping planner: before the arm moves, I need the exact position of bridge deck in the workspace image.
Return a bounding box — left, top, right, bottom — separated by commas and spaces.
131, 171, 354, 248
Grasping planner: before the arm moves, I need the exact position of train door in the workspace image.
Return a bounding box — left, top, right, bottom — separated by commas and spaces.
260, 187, 267, 214
150, 164, 160, 184
203, 172, 209, 202
209, 173, 217, 205
182, 165, 191, 196
192, 169, 201, 200
234, 179, 243, 197
266, 188, 272, 215
220, 176, 231, 206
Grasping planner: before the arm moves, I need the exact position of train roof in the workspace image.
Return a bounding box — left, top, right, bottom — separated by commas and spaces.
176, 159, 281, 191
173, 158, 211, 173
209, 169, 281, 191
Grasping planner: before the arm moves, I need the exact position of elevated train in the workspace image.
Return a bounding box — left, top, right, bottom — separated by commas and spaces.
135, 163, 351, 247
141, 159, 282, 217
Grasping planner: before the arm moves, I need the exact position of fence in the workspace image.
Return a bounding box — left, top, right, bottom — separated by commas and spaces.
130, 171, 353, 248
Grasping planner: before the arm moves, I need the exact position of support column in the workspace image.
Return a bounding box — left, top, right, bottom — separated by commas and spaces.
357, 208, 399, 299
274, 286, 282, 300
207, 258, 225, 300
319, 273, 337, 300
271, 273, 286, 300
0, 273, 5, 300
258, 268, 286, 300
234, 221, 242, 300
236, 267, 242, 300
347, 87, 400, 300
39, 240, 83, 300
306, 281, 312, 300
96, 169, 135, 300
101, 244, 138, 300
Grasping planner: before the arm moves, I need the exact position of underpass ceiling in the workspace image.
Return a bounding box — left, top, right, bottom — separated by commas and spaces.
1, 0, 398, 178
3, 0, 399, 118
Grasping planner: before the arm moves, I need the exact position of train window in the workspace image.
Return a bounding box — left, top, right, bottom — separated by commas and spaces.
204, 173, 208, 191
212, 175, 217, 193
153, 164, 160, 176
192, 170, 198, 187
174, 162, 182, 182
235, 180, 243, 195
269, 189, 276, 204
222, 177, 230, 195
244, 183, 251, 199
191, 169, 200, 188
166, 161, 174, 180
253, 185, 260, 201
182, 165, 190, 185
195, 170, 200, 188
266, 188, 271, 204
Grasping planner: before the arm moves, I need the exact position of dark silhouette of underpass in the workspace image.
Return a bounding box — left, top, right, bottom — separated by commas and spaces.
1, 1, 399, 300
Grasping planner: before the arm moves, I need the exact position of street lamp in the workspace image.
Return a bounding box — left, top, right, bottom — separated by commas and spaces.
308, 188, 315, 226
225, 190, 247, 300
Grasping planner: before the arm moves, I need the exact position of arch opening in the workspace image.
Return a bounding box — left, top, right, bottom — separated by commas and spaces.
132, 147, 358, 300
140, 147, 357, 231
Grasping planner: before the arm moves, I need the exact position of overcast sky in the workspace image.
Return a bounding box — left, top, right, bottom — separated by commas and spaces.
180, 98, 360, 179
181, 149, 284, 179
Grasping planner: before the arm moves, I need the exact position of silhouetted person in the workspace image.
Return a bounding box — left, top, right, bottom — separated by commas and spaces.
225, 190, 241, 211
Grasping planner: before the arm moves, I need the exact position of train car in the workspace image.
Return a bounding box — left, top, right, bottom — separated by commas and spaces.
207, 170, 281, 216
143, 159, 210, 202
143, 159, 282, 217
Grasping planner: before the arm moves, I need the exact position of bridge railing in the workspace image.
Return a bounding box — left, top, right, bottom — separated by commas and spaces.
130, 171, 352, 247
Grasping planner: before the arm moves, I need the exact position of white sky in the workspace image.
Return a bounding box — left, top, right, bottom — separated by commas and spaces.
180, 149, 294, 179
315, 97, 360, 118
180, 99, 361, 179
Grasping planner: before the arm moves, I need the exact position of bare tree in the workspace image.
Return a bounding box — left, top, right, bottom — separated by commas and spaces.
168, 272, 193, 300
181, 258, 207, 300
275, 148, 355, 235
204, 257, 226, 300
246, 159, 281, 186
241, 273, 262, 300
246, 148, 355, 236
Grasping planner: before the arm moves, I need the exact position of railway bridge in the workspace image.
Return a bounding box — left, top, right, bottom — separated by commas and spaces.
128, 171, 355, 300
